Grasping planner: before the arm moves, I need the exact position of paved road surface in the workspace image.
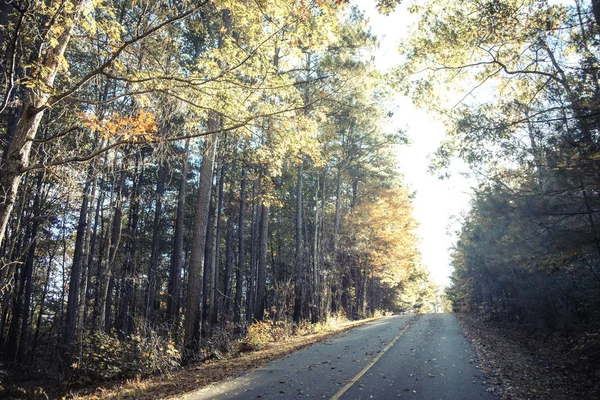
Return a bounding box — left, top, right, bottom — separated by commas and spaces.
181, 314, 496, 400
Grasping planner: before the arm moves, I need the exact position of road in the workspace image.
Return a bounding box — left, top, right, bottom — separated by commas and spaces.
181, 314, 497, 400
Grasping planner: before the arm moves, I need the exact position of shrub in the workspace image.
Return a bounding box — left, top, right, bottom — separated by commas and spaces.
202, 327, 235, 361
72, 329, 180, 382
241, 321, 272, 351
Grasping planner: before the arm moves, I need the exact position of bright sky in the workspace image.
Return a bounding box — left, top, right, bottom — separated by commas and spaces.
356, 2, 474, 287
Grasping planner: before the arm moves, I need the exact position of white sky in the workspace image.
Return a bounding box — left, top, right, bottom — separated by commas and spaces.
356, 2, 474, 287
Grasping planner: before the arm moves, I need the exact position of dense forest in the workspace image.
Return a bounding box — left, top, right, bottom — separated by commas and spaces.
398, 0, 600, 338
0, 0, 441, 385
2, 0, 600, 396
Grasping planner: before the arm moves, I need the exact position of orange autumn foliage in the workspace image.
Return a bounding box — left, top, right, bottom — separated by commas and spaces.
343, 186, 420, 285
81, 110, 157, 142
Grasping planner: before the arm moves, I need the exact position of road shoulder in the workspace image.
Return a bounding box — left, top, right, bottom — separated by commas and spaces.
63, 317, 381, 400
456, 312, 599, 399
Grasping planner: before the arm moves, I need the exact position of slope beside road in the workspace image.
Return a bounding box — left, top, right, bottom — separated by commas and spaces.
181, 314, 496, 400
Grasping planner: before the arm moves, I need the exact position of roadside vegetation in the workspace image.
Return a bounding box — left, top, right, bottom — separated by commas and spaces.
397, 0, 600, 397
0, 0, 439, 397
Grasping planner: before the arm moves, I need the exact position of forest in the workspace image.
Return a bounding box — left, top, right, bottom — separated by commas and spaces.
397, 0, 600, 378
0, 0, 441, 389
1, 0, 600, 397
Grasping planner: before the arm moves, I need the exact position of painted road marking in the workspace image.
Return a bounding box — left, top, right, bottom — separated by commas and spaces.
330, 315, 419, 400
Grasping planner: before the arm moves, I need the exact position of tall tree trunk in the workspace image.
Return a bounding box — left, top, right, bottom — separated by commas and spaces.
16, 229, 36, 362
85, 176, 104, 332
167, 139, 190, 323
104, 273, 115, 332
333, 164, 343, 254
96, 170, 125, 331
0, 174, 28, 296
312, 173, 321, 323
184, 131, 218, 350
2, 173, 42, 362
361, 264, 368, 318
592, 0, 600, 35
184, 6, 230, 350
117, 160, 140, 337
246, 189, 259, 322
293, 164, 303, 324
77, 171, 97, 344
234, 170, 247, 325
17, 176, 43, 361
146, 165, 167, 324
201, 178, 216, 337
0, 1, 13, 56
0, 2, 83, 247
31, 252, 53, 362
210, 165, 225, 325
62, 166, 93, 361
222, 169, 235, 320
319, 169, 328, 321
254, 201, 269, 321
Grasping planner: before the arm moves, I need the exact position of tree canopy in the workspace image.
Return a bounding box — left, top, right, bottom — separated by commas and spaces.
0, 0, 434, 386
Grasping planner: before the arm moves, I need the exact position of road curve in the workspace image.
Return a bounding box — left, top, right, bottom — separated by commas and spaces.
180, 314, 496, 400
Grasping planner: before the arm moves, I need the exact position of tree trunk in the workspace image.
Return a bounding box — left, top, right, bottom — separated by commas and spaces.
2, 173, 42, 362
592, 0, 600, 35
167, 139, 190, 323
0, 1, 83, 247
246, 189, 259, 322
62, 167, 93, 361
312, 173, 321, 323
254, 201, 269, 321
31, 253, 53, 362
146, 165, 167, 324
333, 164, 343, 253
96, 170, 125, 331
201, 174, 216, 337
117, 159, 140, 337
84, 175, 104, 333
293, 164, 303, 324
234, 170, 247, 325
77, 171, 97, 344
316, 169, 327, 320
184, 6, 230, 349
184, 131, 218, 350
17, 231, 36, 362
222, 175, 235, 320
210, 165, 225, 326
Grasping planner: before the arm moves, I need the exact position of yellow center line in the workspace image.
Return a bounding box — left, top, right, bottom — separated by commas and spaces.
330, 315, 420, 400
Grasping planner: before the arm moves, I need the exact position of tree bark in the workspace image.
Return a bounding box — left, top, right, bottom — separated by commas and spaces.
210, 165, 225, 326
167, 139, 190, 323
222, 173, 235, 320
117, 159, 140, 337
184, 6, 230, 350
254, 201, 269, 321
592, 0, 600, 35
96, 170, 125, 331
146, 165, 167, 324
293, 164, 304, 324
0, 1, 84, 247
184, 131, 218, 350
77, 171, 97, 343
234, 170, 247, 325
2, 173, 42, 362
62, 167, 93, 361
246, 189, 259, 322
201, 188, 214, 338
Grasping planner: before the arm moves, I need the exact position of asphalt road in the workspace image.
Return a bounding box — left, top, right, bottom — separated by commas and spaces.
182, 314, 497, 400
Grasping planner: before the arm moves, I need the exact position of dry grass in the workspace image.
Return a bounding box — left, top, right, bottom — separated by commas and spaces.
65, 317, 380, 400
